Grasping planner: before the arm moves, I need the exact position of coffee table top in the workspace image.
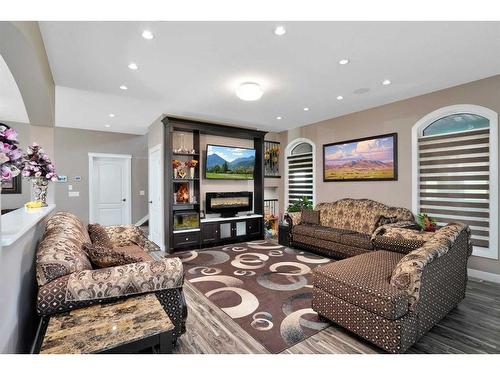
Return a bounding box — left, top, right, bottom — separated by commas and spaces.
40, 294, 173, 354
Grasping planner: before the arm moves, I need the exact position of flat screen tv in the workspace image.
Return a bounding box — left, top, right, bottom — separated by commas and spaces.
205, 144, 256, 180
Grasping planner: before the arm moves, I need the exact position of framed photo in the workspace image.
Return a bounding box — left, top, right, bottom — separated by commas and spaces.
264, 141, 281, 178
1, 175, 22, 194
323, 133, 398, 182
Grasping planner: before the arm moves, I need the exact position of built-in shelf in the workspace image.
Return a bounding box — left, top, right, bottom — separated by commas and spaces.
172, 152, 200, 157
173, 228, 201, 234
173, 178, 199, 182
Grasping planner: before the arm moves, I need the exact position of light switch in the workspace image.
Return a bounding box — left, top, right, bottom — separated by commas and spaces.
69, 191, 79, 197
68, 185, 73, 191
139, 190, 145, 196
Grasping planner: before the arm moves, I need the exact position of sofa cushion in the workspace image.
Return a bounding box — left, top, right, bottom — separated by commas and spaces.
373, 227, 434, 254
339, 232, 374, 250
301, 209, 320, 225
314, 226, 356, 243
83, 243, 140, 268
292, 224, 318, 237
88, 223, 114, 248
104, 224, 145, 247
114, 244, 154, 262
313, 250, 409, 320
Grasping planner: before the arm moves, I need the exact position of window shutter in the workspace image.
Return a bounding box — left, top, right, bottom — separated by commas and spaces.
287, 152, 314, 206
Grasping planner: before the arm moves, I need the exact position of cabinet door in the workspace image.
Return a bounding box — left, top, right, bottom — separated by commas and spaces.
219, 222, 233, 240
201, 223, 219, 244
247, 218, 261, 236
235, 221, 247, 238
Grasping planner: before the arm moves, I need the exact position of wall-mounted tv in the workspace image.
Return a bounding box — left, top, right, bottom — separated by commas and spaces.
205, 144, 256, 180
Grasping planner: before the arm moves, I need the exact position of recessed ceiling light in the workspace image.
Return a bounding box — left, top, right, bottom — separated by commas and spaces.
382, 79, 391, 85
142, 30, 154, 40
276, 116, 282, 120
104, 124, 111, 128
119, 85, 128, 90
274, 26, 286, 36
236, 82, 263, 101
336, 95, 344, 100
303, 107, 309, 111
109, 113, 115, 118
338, 59, 349, 65
128, 63, 138, 70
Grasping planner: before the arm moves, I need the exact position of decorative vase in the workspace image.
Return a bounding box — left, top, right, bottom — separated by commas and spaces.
32, 178, 49, 206
174, 168, 178, 179
190, 167, 195, 179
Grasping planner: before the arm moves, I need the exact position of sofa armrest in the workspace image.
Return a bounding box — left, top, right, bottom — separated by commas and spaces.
284, 211, 302, 227
65, 257, 184, 302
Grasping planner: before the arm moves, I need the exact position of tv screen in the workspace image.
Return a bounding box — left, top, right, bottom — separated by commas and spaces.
205, 144, 256, 180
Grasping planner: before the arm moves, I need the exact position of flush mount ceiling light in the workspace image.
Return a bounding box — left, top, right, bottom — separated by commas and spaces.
338, 59, 349, 65
119, 85, 128, 90
276, 116, 283, 120
236, 82, 263, 101
274, 26, 286, 36
382, 79, 392, 85
336, 95, 344, 100
303, 107, 310, 111
109, 113, 115, 118
142, 30, 154, 40
128, 63, 138, 70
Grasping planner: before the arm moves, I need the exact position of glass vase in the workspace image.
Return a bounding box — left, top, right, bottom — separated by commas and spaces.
32, 178, 49, 206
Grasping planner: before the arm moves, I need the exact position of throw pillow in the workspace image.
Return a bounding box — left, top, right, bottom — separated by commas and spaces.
88, 223, 114, 248
376, 215, 398, 227
301, 209, 320, 225
83, 243, 138, 268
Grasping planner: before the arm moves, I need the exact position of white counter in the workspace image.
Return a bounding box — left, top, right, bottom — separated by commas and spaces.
1, 204, 55, 247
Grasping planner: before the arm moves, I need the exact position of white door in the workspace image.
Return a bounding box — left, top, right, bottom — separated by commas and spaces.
90, 155, 131, 225
148, 146, 163, 249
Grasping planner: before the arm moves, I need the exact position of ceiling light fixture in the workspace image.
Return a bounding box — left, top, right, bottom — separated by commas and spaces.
338, 59, 349, 65
382, 79, 391, 85
119, 85, 128, 90
274, 26, 286, 36
336, 95, 344, 100
303, 107, 309, 111
142, 30, 154, 40
276, 116, 282, 120
128, 63, 138, 70
236, 82, 263, 101
109, 113, 115, 118
104, 124, 111, 128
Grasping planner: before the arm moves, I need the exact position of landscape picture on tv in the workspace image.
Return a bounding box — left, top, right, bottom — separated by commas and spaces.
323, 133, 397, 182
205, 144, 256, 180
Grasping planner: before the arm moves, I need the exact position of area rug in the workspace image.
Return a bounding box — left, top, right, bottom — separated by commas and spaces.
172, 241, 334, 353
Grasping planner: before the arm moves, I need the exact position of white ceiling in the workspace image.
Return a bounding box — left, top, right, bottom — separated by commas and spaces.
39, 21, 500, 135
0, 54, 29, 124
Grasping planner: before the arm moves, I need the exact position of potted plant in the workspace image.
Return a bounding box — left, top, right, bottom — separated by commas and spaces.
287, 196, 313, 212
185, 159, 198, 179
417, 213, 437, 232
21, 143, 58, 206
0, 123, 23, 191
172, 159, 182, 178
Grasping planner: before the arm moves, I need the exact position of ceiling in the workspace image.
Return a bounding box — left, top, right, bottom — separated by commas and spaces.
0, 54, 29, 124
38, 21, 500, 135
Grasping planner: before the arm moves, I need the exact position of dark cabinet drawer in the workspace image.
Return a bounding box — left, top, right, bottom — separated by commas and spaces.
173, 231, 200, 248
247, 218, 261, 236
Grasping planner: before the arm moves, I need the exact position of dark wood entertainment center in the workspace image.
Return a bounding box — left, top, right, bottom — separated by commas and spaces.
162, 116, 267, 253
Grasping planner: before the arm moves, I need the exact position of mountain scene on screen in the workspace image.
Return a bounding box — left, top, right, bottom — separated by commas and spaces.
324, 136, 395, 180
206, 145, 255, 179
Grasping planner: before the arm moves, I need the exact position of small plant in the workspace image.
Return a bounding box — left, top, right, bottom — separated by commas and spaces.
22, 143, 57, 181
287, 196, 313, 212
185, 159, 198, 168
417, 213, 437, 232
0, 123, 23, 181
172, 159, 182, 169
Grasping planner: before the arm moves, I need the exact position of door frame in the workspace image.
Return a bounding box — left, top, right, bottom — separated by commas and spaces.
148, 144, 164, 250
88, 152, 132, 224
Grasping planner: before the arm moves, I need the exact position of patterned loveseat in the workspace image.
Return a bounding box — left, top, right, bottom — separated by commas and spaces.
285, 199, 472, 353
36, 211, 187, 343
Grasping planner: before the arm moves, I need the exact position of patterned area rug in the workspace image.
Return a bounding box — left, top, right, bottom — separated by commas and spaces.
171, 240, 334, 353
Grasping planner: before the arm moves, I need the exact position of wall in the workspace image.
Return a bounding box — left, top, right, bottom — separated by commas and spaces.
280, 74, 500, 277
53, 127, 148, 224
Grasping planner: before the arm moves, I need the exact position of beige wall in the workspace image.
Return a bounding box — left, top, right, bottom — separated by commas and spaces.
53, 127, 149, 224
280, 74, 500, 276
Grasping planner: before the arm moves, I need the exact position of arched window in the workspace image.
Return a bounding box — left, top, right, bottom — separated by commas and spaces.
285, 138, 315, 210
412, 105, 498, 260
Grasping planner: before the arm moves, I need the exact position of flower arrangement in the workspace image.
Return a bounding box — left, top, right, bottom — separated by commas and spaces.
172, 159, 182, 169
417, 213, 437, 232
264, 145, 279, 163
0, 123, 24, 181
22, 143, 58, 181
185, 159, 198, 168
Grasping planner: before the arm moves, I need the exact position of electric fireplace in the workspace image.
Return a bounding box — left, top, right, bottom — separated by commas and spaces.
206, 192, 253, 217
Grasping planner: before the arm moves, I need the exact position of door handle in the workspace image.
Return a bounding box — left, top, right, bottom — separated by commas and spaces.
148, 200, 153, 204
122, 198, 126, 202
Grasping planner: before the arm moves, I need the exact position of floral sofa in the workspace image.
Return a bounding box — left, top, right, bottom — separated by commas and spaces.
285, 199, 472, 353
35, 211, 187, 343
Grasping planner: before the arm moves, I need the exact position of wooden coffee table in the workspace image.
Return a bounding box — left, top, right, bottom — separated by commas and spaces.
39, 294, 174, 354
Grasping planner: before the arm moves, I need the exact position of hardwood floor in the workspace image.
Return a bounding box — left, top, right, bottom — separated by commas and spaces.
174, 277, 500, 354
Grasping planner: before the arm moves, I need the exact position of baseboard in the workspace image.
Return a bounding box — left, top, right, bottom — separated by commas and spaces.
135, 214, 149, 226
468, 268, 500, 284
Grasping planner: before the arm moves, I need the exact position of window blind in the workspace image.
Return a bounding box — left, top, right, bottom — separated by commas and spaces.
418, 128, 490, 248
287, 152, 314, 205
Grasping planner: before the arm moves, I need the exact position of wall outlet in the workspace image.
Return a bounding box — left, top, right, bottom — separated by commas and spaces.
68, 191, 79, 197
139, 190, 145, 196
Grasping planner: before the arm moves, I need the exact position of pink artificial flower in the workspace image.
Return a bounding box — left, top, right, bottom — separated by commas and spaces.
3, 128, 18, 141
0, 152, 9, 164
22, 170, 31, 177
1, 166, 12, 180
9, 148, 23, 160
